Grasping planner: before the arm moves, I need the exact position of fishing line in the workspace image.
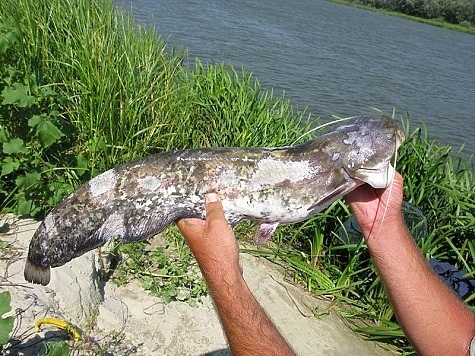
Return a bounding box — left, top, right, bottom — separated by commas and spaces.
374, 139, 398, 238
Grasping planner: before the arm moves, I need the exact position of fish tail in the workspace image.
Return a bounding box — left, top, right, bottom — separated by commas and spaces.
24, 257, 51, 286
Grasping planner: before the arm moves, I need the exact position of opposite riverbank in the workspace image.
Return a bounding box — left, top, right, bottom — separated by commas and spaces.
329, 0, 475, 34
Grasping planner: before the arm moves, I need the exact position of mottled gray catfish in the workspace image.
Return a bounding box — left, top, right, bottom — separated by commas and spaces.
25, 115, 405, 285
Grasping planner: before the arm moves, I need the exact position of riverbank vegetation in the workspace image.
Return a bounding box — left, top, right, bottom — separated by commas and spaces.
331, 0, 475, 33
1, 0, 473, 354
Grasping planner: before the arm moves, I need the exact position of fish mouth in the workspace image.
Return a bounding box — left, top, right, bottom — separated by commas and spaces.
353, 163, 396, 188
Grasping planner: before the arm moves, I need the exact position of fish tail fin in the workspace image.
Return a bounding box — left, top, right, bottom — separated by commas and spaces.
24, 258, 51, 286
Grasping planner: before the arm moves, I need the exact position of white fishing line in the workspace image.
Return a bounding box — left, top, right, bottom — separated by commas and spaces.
374, 139, 398, 238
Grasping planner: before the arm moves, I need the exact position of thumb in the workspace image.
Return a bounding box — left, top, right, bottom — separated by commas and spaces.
205, 193, 226, 221
176, 217, 205, 242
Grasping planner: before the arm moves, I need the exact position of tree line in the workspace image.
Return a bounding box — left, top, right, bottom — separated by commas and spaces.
346, 0, 475, 27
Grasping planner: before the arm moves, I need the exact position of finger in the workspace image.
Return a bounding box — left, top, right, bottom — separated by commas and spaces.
391, 171, 403, 189
204, 193, 234, 236
204, 193, 227, 222
176, 218, 205, 239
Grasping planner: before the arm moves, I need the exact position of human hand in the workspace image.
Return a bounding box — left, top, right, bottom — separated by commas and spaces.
345, 171, 404, 239
179, 196, 296, 356
176, 193, 242, 285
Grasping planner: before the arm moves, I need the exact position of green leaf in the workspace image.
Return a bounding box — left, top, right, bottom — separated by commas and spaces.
15, 172, 42, 189
0, 125, 10, 143
13, 192, 41, 217
75, 154, 88, 175
39, 85, 57, 98
3, 138, 27, 154
0, 291, 14, 346
1, 157, 20, 176
46, 179, 73, 206
0, 291, 12, 318
0, 27, 18, 54
28, 115, 64, 147
43, 340, 70, 356
2, 82, 35, 108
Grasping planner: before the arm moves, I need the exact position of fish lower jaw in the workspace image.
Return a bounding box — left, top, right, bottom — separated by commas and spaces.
352, 164, 395, 189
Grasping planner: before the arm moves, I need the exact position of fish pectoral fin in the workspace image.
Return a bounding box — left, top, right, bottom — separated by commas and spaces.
314, 185, 348, 207
308, 180, 358, 212
255, 222, 280, 245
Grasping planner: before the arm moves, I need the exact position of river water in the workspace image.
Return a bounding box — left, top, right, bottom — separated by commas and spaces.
116, 0, 475, 157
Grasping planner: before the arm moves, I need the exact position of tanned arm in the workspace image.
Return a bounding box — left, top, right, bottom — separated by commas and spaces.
177, 193, 295, 356
346, 172, 475, 355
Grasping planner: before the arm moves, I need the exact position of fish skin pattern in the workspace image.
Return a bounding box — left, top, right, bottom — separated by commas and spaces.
24, 115, 404, 285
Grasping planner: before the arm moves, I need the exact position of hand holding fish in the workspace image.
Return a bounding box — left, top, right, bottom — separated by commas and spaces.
176, 193, 242, 285
177, 194, 295, 355
178, 172, 474, 356
345, 171, 404, 240
346, 172, 475, 355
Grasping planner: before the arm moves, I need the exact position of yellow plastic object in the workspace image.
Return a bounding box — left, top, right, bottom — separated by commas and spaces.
35, 317, 82, 342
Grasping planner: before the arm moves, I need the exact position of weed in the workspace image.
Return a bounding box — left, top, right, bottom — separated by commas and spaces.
0, 23, 85, 218
42, 340, 70, 356
0, 291, 14, 348
111, 227, 207, 307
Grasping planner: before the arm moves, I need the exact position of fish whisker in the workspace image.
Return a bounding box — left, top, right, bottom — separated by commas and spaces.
290, 117, 352, 146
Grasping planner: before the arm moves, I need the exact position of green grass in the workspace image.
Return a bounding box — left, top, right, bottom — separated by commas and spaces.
111, 227, 208, 307
1, 0, 474, 354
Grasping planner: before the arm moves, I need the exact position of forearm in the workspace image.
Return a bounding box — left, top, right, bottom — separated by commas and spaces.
204, 272, 295, 356
177, 196, 294, 354
365, 217, 475, 355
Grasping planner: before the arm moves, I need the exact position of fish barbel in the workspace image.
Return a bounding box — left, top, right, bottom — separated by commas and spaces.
24, 115, 405, 285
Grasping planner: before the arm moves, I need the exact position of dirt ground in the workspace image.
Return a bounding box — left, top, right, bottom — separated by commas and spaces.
0, 214, 391, 355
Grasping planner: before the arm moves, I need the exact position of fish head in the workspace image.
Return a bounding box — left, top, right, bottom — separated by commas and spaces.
331, 116, 405, 188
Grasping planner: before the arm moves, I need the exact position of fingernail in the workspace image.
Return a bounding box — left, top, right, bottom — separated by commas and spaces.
206, 193, 219, 203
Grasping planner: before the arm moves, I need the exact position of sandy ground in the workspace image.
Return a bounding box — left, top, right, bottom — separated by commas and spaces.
0, 214, 391, 355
